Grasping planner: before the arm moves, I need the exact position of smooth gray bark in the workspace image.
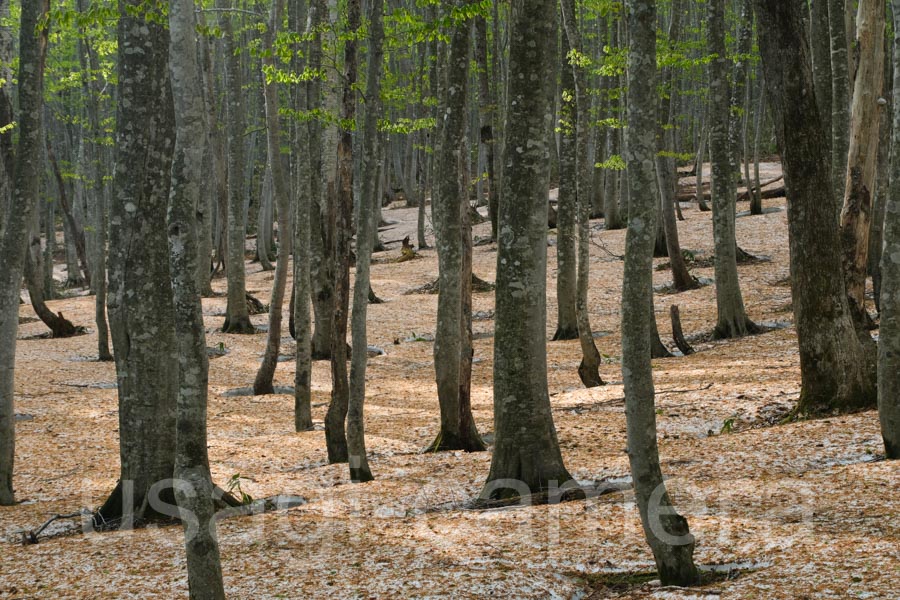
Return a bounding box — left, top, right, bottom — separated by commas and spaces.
480, 0, 573, 500
97, 0, 179, 524
754, 0, 876, 416
167, 0, 226, 594
0, 0, 49, 506
708, 0, 756, 339
429, 2, 485, 453
829, 0, 851, 206
622, 0, 699, 585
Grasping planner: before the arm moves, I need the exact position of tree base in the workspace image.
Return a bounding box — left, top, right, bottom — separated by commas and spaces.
578, 359, 605, 388
551, 325, 579, 341
425, 429, 487, 453
711, 317, 761, 341
222, 315, 256, 334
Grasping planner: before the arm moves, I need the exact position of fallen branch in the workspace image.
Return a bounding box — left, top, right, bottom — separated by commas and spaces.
21, 510, 88, 545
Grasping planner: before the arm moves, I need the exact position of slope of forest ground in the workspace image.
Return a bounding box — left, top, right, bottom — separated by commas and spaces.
0, 165, 897, 599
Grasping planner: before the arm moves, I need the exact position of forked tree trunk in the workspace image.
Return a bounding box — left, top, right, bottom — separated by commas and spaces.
167, 0, 226, 594
754, 0, 876, 416
325, 0, 362, 464
0, 0, 50, 506
622, 0, 699, 585
429, 2, 485, 453
97, 0, 178, 525
480, 0, 573, 501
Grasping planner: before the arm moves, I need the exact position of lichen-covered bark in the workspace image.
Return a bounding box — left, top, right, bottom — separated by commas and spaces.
877, 0, 900, 459
622, 0, 699, 586
168, 0, 226, 594
709, 0, 755, 339
429, 3, 485, 453
829, 0, 851, 206
810, 0, 833, 143
98, 0, 178, 523
0, 0, 49, 506
554, 36, 578, 341
480, 0, 572, 500
754, 0, 876, 416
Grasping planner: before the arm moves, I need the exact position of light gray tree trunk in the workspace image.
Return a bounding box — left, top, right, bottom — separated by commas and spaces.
429, 1, 485, 453
219, 0, 254, 334
0, 0, 49, 506
254, 0, 293, 395
480, 0, 573, 501
877, 0, 900, 460
97, 0, 179, 524
754, 0, 876, 417
167, 0, 226, 594
622, 0, 699, 585
708, 0, 756, 339
256, 165, 275, 271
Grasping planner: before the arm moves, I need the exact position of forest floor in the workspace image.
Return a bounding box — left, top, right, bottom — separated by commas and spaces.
0, 163, 898, 599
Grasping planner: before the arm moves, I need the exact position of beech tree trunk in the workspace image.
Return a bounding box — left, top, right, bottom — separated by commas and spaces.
0, 0, 49, 506
829, 0, 851, 207
167, 0, 226, 594
708, 0, 756, 339
622, 0, 699, 585
480, 0, 573, 501
754, 0, 876, 416
254, 0, 293, 396
97, 0, 179, 524
877, 0, 900, 460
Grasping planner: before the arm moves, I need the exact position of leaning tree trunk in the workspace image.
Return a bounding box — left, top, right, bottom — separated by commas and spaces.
708, 0, 756, 339
0, 0, 49, 506
480, 0, 573, 501
325, 0, 362, 465
347, 0, 386, 483
877, 0, 900, 460
429, 1, 485, 453
97, 1, 179, 525
254, 0, 293, 396
622, 0, 700, 585
219, 0, 254, 334
754, 0, 876, 417
24, 209, 78, 338
839, 0, 885, 328
167, 0, 226, 594
561, 0, 604, 388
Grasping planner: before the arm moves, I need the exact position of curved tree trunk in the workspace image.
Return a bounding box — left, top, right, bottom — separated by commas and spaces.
25, 220, 77, 338
168, 0, 226, 593
254, 0, 293, 396
480, 0, 572, 501
754, 0, 876, 416
622, 0, 700, 585
0, 0, 50, 506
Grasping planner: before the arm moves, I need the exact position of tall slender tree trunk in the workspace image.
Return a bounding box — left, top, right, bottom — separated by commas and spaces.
430, 1, 485, 453
622, 0, 699, 585
0, 0, 50, 506
829, 0, 852, 207
754, 0, 876, 417
708, 0, 756, 339
480, 0, 573, 501
168, 0, 226, 594
839, 0, 886, 328
219, 0, 254, 334
325, 0, 362, 464
347, 0, 386, 482
254, 0, 293, 396
97, 0, 179, 524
